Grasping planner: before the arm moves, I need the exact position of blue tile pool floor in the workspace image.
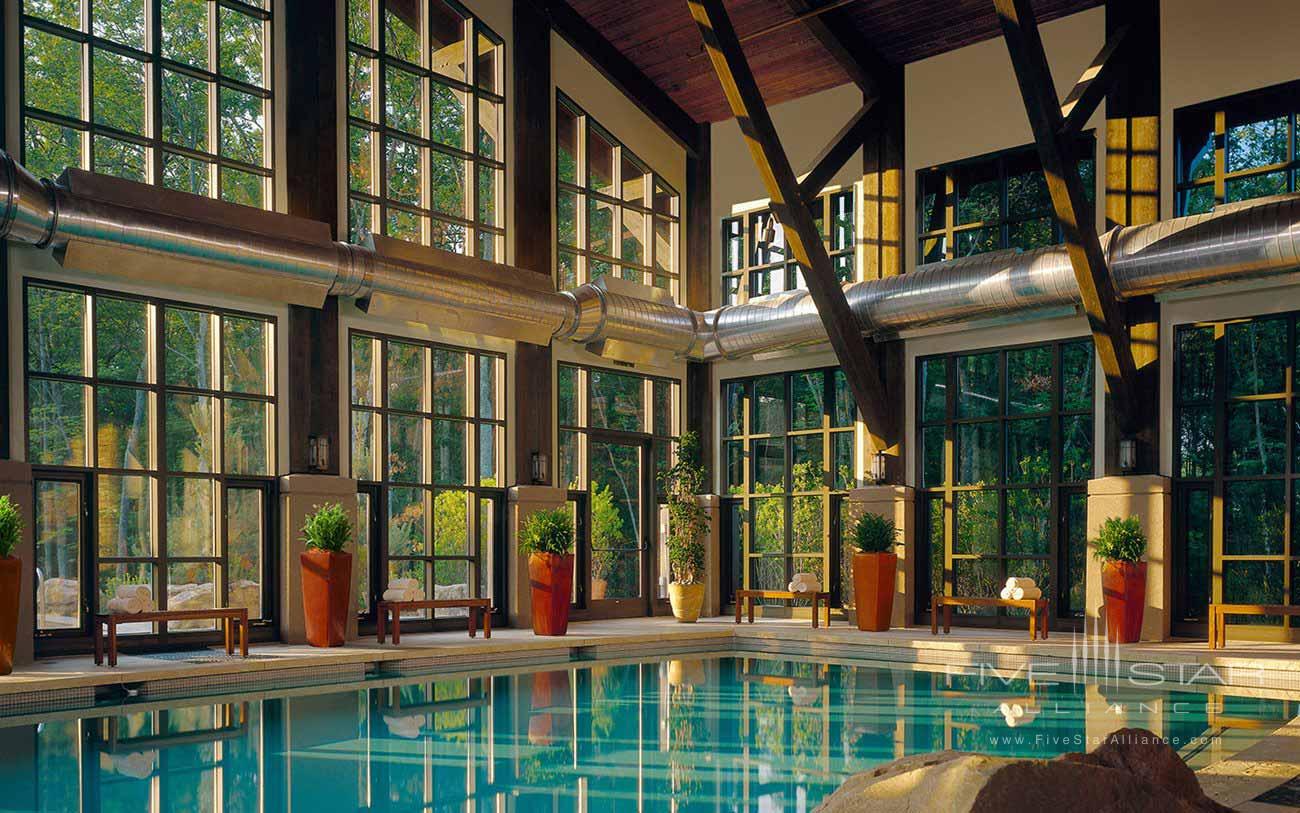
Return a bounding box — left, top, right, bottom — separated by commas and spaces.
0, 654, 1294, 811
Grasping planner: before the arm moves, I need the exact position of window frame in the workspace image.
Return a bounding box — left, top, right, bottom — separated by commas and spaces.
915, 136, 1096, 265
719, 367, 859, 608
914, 338, 1094, 627
720, 188, 856, 306
19, 0, 275, 205
24, 278, 281, 655
555, 92, 681, 299
1173, 80, 1300, 217
347, 328, 507, 631
345, 0, 506, 259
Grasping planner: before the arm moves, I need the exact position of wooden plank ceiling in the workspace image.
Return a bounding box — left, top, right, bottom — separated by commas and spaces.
565, 0, 1102, 122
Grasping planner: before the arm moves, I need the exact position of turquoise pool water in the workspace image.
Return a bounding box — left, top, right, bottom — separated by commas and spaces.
0, 654, 1293, 811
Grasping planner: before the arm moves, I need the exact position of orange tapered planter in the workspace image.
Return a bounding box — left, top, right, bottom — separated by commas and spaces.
0, 557, 19, 675
853, 552, 897, 632
301, 550, 352, 647
1102, 560, 1147, 644
529, 553, 574, 636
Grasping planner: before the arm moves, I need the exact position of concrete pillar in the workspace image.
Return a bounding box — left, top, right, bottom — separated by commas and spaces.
279, 474, 359, 644
507, 485, 567, 630
698, 494, 722, 618
847, 486, 915, 628
0, 461, 35, 668
1085, 475, 1172, 641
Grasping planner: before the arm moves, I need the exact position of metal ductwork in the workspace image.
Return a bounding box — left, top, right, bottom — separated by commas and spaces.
3, 149, 1300, 363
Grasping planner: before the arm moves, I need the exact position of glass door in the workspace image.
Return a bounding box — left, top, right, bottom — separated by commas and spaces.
587, 436, 650, 617
34, 475, 90, 646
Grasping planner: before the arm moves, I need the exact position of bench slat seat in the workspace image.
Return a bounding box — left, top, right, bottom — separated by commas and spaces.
734, 589, 832, 628
1208, 603, 1300, 649
930, 595, 1049, 641
94, 608, 249, 667
377, 599, 494, 644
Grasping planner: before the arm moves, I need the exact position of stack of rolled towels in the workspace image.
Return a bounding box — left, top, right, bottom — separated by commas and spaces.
107, 583, 155, 614
787, 572, 823, 593
1000, 577, 1041, 601
998, 701, 1040, 728
383, 578, 426, 602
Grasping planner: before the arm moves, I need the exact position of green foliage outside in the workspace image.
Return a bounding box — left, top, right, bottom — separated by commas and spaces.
302, 503, 352, 554
589, 483, 623, 582
851, 511, 897, 555
659, 431, 707, 585
519, 508, 573, 557
1092, 516, 1146, 563
0, 496, 23, 559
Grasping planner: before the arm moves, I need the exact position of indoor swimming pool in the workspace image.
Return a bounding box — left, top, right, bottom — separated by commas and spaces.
0, 654, 1293, 811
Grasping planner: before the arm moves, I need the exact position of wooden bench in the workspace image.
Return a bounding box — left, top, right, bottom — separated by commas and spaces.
930, 596, 1050, 641
94, 608, 249, 667
734, 589, 832, 628
377, 599, 494, 644
1208, 603, 1300, 649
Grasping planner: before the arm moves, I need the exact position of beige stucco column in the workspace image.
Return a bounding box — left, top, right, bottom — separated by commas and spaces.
279, 474, 359, 644
1085, 475, 1172, 642
0, 461, 35, 668
507, 485, 567, 630
697, 494, 722, 617
847, 485, 916, 628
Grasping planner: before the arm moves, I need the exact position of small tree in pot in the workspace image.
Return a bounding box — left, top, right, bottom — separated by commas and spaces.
0, 497, 24, 675
520, 507, 574, 636
1093, 516, 1147, 644
659, 432, 708, 622
850, 511, 899, 631
300, 502, 352, 647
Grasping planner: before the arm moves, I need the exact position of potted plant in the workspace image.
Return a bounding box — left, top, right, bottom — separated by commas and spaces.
850, 511, 898, 631
520, 507, 574, 636
1094, 516, 1147, 644
0, 496, 23, 676
659, 432, 709, 622
300, 502, 352, 647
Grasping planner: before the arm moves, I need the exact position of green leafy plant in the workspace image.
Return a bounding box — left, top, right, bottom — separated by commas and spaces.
851, 511, 898, 554
519, 507, 574, 556
0, 496, 22, 559
301, 502, 352, 553
1092, 516, 1146, 563
659, 431, 708, 585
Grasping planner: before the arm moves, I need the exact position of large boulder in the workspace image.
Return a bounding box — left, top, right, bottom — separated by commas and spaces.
816, 728, 1231, 813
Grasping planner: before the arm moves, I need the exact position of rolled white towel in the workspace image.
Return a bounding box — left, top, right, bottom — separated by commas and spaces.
384, 714, 423, 739
1010, 586, 1042, 601
388, 578, 421, 591
382, 588, 426, 602
107, 596, 145, 614
116, 583, 152, 602
1005, 577, 1037, 591
999, 586, 1013, 600
790, 573, 822, 593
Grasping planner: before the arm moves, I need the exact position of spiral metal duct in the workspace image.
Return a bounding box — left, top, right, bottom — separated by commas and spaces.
3, 149, 1300, 363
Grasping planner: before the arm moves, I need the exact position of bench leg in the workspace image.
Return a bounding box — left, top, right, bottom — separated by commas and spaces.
108, 621, 118, 668
811, 595, 819, 629
224, 618, 233, 655
468, 605, 477, 638
392, 612, 401, 646
1042, 605, 1049, 640
931, 599, 938, 636
1028, 609, 1036, 641
94, 619, 103, 666
944, 604, 952, 635
483, 607, 492, 639
748, 597, 755, 624
240, 613, 248, 658
377, 606, 386, 644
735, 598, 742, 624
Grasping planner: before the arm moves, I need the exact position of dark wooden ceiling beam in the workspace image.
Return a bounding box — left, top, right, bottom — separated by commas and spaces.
537, 0, 700, 155
1059, 24, 1129, 136
797, 99, 879, 202
784, 0, 897, 98
689, 0, 895, 449
995, 0, 1138, 430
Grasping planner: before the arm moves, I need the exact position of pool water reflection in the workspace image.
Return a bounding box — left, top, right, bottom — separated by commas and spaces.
0, 655, 1293, 811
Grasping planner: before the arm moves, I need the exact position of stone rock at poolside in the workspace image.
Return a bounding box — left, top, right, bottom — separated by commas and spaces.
815, 728, 1231, 813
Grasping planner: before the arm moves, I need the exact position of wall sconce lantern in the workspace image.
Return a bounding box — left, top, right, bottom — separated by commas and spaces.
870, 450, 888, 485
1118, 438, 1137, 473
531, 451, 549, 484
308, 435, 330, 472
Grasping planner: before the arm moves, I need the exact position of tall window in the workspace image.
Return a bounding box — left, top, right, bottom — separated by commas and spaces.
1173, 315, 1300, 637
916, 340, 1093, 623
20, 0, 273, 207
720, 190, 855, 306
26, 282, 277, 643
349, 332, 505, 623
556, 95, 680, 299
558, 364, 679, 608
1175, 81, 1300, 216
916, 139, 1095, 265
346, 0, 505, 259
720, 369, 858, 606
